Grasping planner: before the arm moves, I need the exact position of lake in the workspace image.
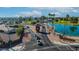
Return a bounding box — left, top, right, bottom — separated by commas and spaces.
48, 23, 79, 36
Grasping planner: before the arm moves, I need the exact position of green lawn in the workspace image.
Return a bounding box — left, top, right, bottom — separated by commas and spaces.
52, 20, 79, 26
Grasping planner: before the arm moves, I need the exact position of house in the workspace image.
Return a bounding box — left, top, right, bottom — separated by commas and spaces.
0, 33, 19, 43
0, 24, 16, 33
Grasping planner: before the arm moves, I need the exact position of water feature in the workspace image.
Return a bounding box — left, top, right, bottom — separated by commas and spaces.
48, 23, 79, 36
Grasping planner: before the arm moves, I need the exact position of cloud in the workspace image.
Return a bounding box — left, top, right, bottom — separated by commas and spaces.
51, 12, 62, 17
33, 7, 75, 17
32, 7, 53, 10
0, 15, 19, 17
52, 8, 72, 13
16, 7, 79, 17
72, 9, 78, 13
55, 12, 62, 17
52, 7, 79, 13
18, 10, 42, 17
34, 7, 74, 13
5, 7, 79, 17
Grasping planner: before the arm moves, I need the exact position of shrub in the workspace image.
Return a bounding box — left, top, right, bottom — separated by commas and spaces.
16, 25, 24, 36
70, 26, 77, 32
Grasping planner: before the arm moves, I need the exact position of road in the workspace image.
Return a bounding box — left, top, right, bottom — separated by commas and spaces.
23, 26, 53, 51
0, 24, 76, 51
0, 25, 52, 51
33, 24, 75, 51
32, 45, 75, 51
23, 24, 75, 51
0, 24, 74, 51
35, 25, 53, 47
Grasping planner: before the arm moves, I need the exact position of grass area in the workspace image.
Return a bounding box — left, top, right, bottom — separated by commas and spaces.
24, 20, 38, 25
51, 20, 79, 26
16, 19, 38, 36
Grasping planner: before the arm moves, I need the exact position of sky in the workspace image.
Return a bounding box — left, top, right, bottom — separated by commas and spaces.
0, 7, 79, 17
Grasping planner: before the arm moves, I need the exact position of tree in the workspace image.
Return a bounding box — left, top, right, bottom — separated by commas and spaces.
28, 16, 32, 21
48, 13, 55, 16
48, 13, 55, 23
40, 16, 47, 23
16, 25, 24, 36
66, 14, 70, 21
66, 14, 70, 18
70, 26, 77, 32
18, 16, 23, 23
72, 17, 78, 24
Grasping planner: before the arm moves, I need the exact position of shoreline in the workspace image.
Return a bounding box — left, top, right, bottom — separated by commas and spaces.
29, 25, 79, 45
56, 32, 79, 39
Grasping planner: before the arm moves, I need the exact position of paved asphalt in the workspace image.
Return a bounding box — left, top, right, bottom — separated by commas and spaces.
39, 25, 53, 46
33, 45, 75, 51
23, 25, 53, 51
0, 24, 77, 51
23, 24, 76, 51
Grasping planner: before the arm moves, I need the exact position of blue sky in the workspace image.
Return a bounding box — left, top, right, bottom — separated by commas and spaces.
0, 7, 79, 17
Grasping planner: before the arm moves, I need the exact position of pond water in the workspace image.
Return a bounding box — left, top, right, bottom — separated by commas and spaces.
48, 23, 79, 37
